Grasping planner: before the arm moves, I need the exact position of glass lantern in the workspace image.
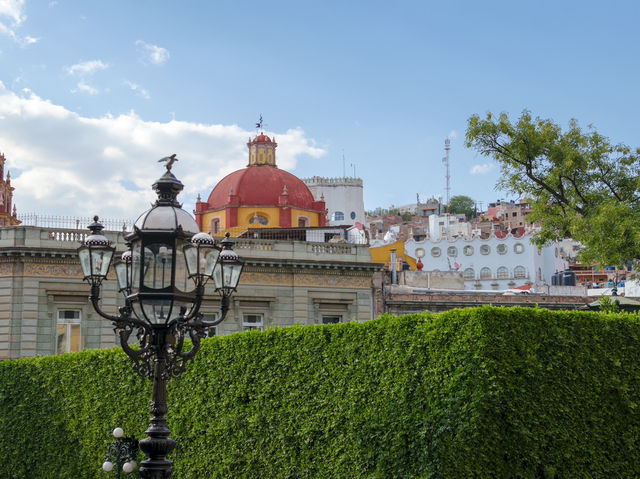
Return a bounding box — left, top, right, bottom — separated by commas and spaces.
77, 216, 115, 287
213, 233, 244, 296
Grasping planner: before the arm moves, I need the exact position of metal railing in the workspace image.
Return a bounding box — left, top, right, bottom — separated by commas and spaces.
18, 213, 133, 232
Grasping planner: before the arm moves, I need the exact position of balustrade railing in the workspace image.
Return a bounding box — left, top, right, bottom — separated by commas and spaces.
18, 213, 132, 232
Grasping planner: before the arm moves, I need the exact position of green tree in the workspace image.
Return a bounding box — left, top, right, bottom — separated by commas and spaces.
465, 110, 640, 268
448, 195, 476, 219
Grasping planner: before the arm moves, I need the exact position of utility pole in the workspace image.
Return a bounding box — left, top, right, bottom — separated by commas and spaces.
442, 138, 451, 237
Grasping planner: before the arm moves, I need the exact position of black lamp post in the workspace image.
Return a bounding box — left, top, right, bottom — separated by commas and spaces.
78, 159, 243, 478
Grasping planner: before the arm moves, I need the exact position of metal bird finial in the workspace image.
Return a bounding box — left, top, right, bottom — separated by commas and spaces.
158, 154, 178, 171
255, 114, 263, 132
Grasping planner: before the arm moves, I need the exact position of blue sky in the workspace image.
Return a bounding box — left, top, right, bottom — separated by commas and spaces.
0, 0, 639, 220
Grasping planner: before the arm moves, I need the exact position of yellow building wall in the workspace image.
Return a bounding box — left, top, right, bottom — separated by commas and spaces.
201, 207, 322, 235
239, 207, 281, 228
291, 208, 320, 227
369, 240, 417, 271
201, 210, 226, 234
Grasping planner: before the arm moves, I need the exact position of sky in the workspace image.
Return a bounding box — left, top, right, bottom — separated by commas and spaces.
0, 0, 639, 222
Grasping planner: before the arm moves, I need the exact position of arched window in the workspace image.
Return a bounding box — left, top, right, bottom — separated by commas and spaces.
497, 266, 509, 279
332, 211, 345, 221
463, 268, 475, 280
480, 267, 492, 279
514, 266, 526, 279
249, 215, 268, 225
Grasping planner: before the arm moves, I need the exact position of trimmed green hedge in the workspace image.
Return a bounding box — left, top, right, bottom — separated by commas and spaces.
1, 307, 640, 478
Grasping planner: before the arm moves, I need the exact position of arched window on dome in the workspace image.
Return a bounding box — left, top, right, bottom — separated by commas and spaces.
331, 211, 345, 222
249, 214, 269, 226
249, 215, 266, 225
298, 216, 309, 227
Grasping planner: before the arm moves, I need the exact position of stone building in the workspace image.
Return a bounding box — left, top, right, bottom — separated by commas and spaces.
0, 223, 378, 360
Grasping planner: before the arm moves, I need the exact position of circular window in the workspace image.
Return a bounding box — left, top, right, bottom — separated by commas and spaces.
463, 245, 474, 256
447, 246, 458, 257
431, 247, 441, 258
415, 248, 425, 258
480, 245, 491, 255
514, 243, 524, 254
497, 243, 507, 255
350, 211, 356, 220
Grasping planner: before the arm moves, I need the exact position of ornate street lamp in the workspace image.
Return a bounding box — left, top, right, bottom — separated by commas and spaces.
78, 159, 243, 478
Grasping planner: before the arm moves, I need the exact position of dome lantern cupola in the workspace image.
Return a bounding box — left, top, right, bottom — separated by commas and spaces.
247, 133, 277, 167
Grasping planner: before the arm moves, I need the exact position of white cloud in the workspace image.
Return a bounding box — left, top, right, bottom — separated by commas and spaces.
124, 80, 150, 100
0, 0, 25, 26
74, 82, 98, 95
136, 40, 170, 65
66, 60, 108, 76
0, 0, 36, 45
0, 85, 326, 221
469, 163, 495, 175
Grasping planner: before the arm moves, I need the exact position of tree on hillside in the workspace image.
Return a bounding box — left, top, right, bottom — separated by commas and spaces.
448, 195, 476, 219
465, 110, 640, 268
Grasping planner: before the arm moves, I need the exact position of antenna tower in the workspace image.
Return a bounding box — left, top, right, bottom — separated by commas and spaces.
443, 139, 451, 213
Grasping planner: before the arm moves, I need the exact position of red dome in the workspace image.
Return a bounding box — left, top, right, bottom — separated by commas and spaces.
254, 134, 271, 142
206, 165, 318, 210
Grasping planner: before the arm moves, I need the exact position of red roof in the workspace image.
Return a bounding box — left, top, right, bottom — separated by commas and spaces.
206, 165, 319, 210
253, 134, 271, 143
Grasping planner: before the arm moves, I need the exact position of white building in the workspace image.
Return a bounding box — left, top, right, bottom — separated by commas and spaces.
427, 214, 477, 240
303, 176, 365, 227
404, 230, 567, 290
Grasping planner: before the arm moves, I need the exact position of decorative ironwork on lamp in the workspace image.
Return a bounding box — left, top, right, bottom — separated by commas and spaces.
78, 157, 243, 479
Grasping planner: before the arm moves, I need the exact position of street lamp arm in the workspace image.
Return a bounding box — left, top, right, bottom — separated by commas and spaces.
90, 285, 123, 323
199, 294, 231, 328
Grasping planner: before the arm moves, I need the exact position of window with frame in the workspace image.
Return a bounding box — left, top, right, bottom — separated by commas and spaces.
431, 247, 441, 257
56, 310, 81, 354
297, 216, 308, 227
202, 314, 219, 337
480, 245, 490, 255
463, 245, 474, 256
243, 313, 264, 332
497, 266, 509, 279
463, 268, 475, 280
514, 243, 524, 254
497, 243, 507, 255
447, 246, 458, 257
331, 211, 345, 221
514, 266, 526, 279
322, 315, 341, 324
480, 267, 492, 280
